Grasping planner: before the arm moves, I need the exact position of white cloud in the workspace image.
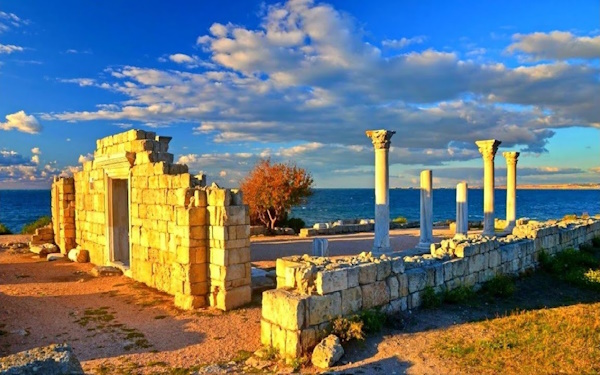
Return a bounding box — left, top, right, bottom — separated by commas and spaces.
38, 1, 599, 179
31, 155, 39, 164
507, 31, 600, 60
78, 153, 93, 163
382, 36, 427, 49
60, 78, 96, 87
31, 147, 41, 154
0, 110, 41, 134
0, 11, 28, 33
0, 43, 24, 54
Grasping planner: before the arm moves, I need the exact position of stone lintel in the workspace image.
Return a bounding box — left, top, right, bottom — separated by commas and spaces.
366, 129, 396, 149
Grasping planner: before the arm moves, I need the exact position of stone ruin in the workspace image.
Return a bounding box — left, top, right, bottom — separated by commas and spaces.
51, 129, 252, 311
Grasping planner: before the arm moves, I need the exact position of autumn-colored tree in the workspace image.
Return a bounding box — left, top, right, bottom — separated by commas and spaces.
240, 159, 313, 230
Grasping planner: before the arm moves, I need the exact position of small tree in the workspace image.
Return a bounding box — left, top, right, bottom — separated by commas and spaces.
241, 159, 313, 230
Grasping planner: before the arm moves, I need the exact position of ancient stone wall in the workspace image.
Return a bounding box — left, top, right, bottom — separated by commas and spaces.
261, 218, 600, 358
52, 129, 251, 310
51, 176, 76, 253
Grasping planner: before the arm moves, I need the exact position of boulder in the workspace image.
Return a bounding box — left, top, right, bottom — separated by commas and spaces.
67, 248, 90, 263
91, 266, 123, 277
311, 334, 344, 369
46, 253, 65, 262
0, 343, 84, 375
30, 243, 59, 256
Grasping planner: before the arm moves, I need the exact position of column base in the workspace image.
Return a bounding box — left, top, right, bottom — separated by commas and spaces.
482, 230, 495, 237
372, 246, 391, 255
416, 242, 431, 250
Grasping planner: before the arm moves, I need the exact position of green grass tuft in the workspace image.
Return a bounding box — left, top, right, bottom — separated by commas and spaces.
482, 274, 516, 298
0, 222, 12, 235
421, 286, 443, 308
20, 216, 51, 234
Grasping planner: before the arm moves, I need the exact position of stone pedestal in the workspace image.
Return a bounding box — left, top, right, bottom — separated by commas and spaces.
366, 129, 395, 254
503, 152, 520, 232
476, 139, 501, 236
417, 170, 433, 249
312, 238, 329, 257
454, 182, 468, 239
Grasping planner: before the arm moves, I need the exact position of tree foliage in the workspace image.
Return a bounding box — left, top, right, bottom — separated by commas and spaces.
240, 159, 313, 230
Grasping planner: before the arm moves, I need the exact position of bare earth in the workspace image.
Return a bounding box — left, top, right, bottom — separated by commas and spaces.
1, 228, 521, 375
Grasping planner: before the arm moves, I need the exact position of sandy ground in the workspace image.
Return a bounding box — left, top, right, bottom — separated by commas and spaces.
0, 229, 479, 374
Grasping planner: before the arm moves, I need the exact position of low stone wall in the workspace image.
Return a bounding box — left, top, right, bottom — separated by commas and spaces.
261, 218, 600, 358
299, 223, 374, 237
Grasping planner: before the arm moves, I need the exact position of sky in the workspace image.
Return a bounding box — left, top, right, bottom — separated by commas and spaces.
0, 0, 599, 189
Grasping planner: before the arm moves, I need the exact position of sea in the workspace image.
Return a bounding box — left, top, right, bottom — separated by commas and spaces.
1, 188, 599, 233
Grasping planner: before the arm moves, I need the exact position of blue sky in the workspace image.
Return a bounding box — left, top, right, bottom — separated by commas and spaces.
1, 0, 598, 189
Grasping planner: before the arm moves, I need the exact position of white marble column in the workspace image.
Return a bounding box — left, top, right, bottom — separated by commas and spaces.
503, 151, 520, 232
366, 129, 395, 254
417, 170, 433, 249
454, 182, 468, 239
476, 139, 501, 236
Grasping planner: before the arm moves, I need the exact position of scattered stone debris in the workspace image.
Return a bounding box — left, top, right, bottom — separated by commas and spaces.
46, 253, 66, 262
67, 248, 90, 263
311, 335, 344, 369
90, 266, 123, 277
29, 243, 59, 257
0, 343, 84, 375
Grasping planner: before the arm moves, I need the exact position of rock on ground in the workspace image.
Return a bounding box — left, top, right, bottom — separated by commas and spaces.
47, 253, 65, 261
90, 266, 123, 277
311, 334, 344, 369
29, 243, 59, 256
67, 248, 90, 263
0, 343, 84, 375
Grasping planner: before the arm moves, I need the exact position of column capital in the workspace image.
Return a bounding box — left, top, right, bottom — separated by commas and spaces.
502, 151, 520, 165
366, 129, 396, 149
475, 139, 501, 161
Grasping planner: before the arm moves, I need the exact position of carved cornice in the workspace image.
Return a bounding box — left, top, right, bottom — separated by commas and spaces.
366, 129, 396, 149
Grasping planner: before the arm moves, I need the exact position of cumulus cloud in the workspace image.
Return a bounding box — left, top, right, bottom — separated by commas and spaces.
0, 43, 23, 54
0, 150, 31, 166
78, 153, 93, 163
0, 11, 27, 33
0, 110, 41, 134
382, 36, 427, 49
507, 31, 600, 60
38, 1, 599, 181
31, 147, 41, 154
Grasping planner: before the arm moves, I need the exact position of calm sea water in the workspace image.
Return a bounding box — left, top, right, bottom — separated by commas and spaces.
1, 188, 599, 232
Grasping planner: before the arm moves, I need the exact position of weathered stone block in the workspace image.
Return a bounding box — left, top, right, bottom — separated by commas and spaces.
347, 266, 359, 288
212, 285, 251, 310
397, 273, 409, 297
174, 293, 206, 310
361, 281, 390, 309
386, 276, 399, 300
376, 261, 392, 281
391, 257, 405, 274
358, 263, 377, 285
341, 286, 362, 315
308, 293, 341, 326
262, 289, 307, 330
315, 268, 348, 295
261, 319, 272, 347
406, 268, 427, 293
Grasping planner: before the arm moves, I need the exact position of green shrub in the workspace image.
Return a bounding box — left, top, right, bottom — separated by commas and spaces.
285, 217, 306, 234
0, 222, 12, 235
592, 237, 600, 248
21, 216, 51, 235
392, 216, 407, 224
482, 274, 516, 298
583, 269, 600, 284
443, 286, 475, 304
562, 214, 578, 221
332, 315, 365, 342
359, 309, 387, 333
421, 286, 443, 308
540, 248, 600, 290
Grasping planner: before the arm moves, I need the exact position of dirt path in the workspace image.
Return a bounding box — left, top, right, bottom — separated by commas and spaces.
0, 236, 262, 374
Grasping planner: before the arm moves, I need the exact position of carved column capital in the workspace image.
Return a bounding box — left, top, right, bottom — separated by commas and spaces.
503, 151, 520, 165
366, 129, 396, 149
475, 139, 501, 162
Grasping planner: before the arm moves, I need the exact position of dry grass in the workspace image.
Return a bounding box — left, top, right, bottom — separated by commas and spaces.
436, 303, 600, 374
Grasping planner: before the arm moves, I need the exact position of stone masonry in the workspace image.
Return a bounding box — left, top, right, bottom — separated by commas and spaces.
52, 129, 251, 311
262, 217, 600, 359
51, 176, 76, 253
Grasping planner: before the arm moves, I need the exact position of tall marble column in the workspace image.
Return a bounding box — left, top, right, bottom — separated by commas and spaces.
503, 151, 520, 232
454, 181, 468, 239
476, 139, 501, 236
417, 170, 433, 249
366, 129, 396, 254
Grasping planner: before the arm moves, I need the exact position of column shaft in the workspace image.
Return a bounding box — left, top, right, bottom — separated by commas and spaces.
418, 170, 433, 248
455, 182, 468, 238
503, 152, 520, 232
476, 139, 501, 237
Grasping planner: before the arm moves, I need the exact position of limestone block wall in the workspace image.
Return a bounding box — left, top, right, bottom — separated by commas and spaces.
51, 177, 76, 253
262, 218, 600, 358
57, 129, 252, 311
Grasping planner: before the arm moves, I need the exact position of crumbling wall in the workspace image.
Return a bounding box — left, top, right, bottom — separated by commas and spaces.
262, 218, 600, 358
51, 177, 76, 253
68, 129, 251, 311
